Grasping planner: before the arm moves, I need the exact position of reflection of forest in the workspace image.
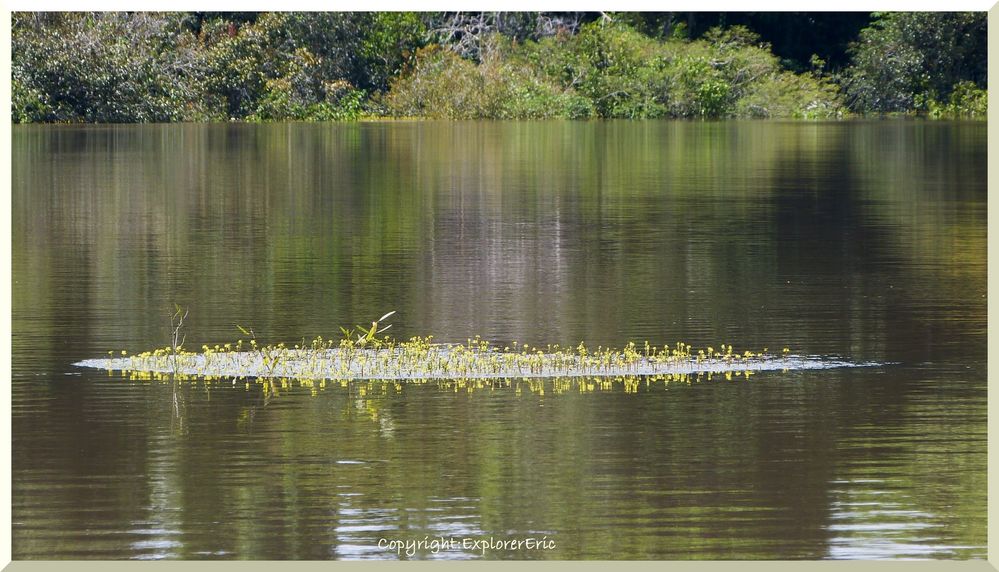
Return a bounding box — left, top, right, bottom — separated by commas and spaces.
12, 122, 986, 356
12, 368, 985, 559
11, 122, 985, 558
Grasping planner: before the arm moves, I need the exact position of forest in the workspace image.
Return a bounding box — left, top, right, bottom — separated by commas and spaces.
11, 11, 988, 123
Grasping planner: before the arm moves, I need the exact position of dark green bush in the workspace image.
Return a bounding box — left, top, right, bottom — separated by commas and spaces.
12, 13, 207, 123
560, 23, 668, 118
845, 12, 986, 113
188, 12, 422, 121
12, 11, 420, 123
927, 81, 987, 119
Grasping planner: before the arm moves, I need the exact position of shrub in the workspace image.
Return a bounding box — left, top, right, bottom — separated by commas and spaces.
199, 13, 375, 121
383, 42, 587, 119
12, 13, 874, 123
560, 23, 668, 118
383, 22, 844, 120
382, 46, 485, 118
360, 12, 429, 92
12, 12, 206, 123
927, 81, 987, 119
845, 12, 986, 113
11, 76, 51, 124
735, 71, 843, 118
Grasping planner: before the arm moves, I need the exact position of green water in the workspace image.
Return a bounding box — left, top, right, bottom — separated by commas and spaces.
12, 120, 986, 559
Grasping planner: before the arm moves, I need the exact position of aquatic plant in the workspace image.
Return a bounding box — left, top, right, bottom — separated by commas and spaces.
75, 311, 871, 388
169, 304, 189, 376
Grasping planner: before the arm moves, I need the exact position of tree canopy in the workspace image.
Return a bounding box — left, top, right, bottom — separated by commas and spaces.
11, 11, 988, 123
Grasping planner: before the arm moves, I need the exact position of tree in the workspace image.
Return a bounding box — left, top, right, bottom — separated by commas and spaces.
844, 12, 986, 113
12, 12, 206, 122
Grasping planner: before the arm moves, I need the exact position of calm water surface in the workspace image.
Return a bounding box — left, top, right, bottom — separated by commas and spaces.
11, 121, 986, 559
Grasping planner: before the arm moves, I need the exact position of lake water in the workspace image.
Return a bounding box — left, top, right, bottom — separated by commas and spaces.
11, 121, 986, 560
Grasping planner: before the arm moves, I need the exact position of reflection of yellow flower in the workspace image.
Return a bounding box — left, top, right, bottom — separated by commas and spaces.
121, 350, 127, 356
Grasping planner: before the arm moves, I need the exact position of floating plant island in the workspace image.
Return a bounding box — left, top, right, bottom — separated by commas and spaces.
75, 335, 873, 383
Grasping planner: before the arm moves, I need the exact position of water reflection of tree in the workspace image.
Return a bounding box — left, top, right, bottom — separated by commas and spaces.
11, 121, 985, 558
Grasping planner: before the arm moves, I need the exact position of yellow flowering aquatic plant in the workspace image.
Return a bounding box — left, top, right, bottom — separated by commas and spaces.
75, 312, 869, 391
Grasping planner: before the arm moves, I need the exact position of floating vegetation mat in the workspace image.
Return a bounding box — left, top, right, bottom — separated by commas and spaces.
74, 336, 876, 383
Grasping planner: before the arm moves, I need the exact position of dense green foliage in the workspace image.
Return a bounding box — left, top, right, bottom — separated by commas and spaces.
384, 25, 842, 119
12, 13, 200, 123
11, 11, 987, 123
845, 12, 987, 117
378, 43, 596, 119
12, 12, 423, 122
